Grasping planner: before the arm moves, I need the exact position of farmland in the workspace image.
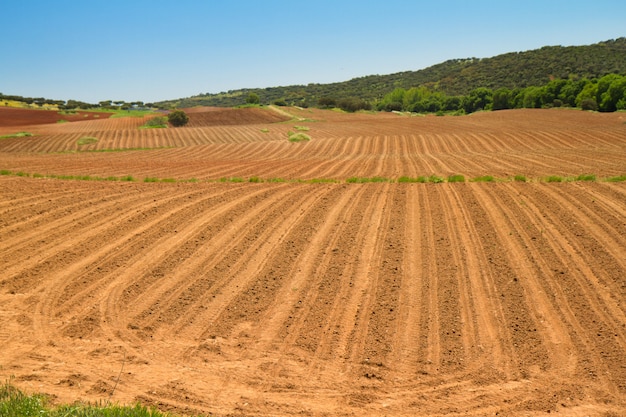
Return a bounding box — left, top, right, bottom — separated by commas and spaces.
1, 106, 625, 416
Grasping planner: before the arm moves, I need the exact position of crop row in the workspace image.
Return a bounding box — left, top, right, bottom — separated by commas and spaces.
2, 169, 625, 184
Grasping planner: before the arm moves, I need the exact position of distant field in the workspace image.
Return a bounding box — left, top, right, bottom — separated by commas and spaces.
1, 106, 625, 417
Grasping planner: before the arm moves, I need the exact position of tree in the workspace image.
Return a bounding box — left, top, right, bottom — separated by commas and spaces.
246, 93, 260, 104
168, 110, 189, 127
492, 88, 512, 110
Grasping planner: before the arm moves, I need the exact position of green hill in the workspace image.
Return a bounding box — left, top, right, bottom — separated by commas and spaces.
157, 38, 626, 108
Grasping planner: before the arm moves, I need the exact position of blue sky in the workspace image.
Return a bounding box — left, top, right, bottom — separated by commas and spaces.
1, 0, 625, 104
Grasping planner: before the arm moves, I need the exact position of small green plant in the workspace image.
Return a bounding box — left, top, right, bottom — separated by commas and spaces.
260, 128, 270, 133
248, 176, 261, 183
429, 175, 445, 183
576, 174, 596, 181
447, 174, 466, 183
288, 131, 311, 142
0, 131, 33, 139
545, 175, 563, 183
605, 175, 626, 182
514, 174, 527, 182
143, 177, 159, 182
77, 137, 98, 145
472, 175, 495, 182
120, 175, 135, 182
0, 169, 11, 175
294, 125, 310, 131
56, 119, 69, 123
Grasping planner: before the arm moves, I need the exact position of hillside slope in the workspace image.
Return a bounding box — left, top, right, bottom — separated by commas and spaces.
160, 38, 626, 108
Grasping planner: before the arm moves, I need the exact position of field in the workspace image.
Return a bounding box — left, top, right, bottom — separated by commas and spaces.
0, 106, 625, 416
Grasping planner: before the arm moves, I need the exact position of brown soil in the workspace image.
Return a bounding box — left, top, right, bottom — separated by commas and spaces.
0, 107, 625, 416
0, 107, 112, 128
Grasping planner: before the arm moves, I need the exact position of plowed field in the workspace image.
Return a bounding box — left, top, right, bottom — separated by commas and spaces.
1, 106, 625, 416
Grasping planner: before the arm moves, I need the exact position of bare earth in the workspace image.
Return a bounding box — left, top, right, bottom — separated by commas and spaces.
0, 106, 625, 416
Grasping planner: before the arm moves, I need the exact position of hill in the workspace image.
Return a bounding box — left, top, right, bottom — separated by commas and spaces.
157, 38, 626, 108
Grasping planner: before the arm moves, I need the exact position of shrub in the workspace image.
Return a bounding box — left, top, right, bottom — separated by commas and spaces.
168, 110, 189, 127
141, 116, 168, 128
580, 99, 598, 111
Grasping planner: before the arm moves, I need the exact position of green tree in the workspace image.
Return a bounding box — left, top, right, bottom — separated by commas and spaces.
246, 93, 260, 104
492, 88, 512, 110
168, 110, 189, 127
462, 87, 493, 113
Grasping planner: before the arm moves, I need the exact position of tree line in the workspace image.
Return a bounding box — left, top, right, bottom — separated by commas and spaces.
375, 73, 626, 114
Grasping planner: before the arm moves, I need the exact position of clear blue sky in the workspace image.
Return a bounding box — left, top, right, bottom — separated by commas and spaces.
2, 0, 625, 104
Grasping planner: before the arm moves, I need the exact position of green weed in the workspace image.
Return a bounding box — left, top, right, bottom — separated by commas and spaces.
545, 175, 563, 183
77, 137, 98, 145
447, 174, 466, 183
576, 174, 596, 181
605, 175, 626, 182
428, 175, 445, 183
514, 174, 527, 182
471, 175, 495, 182
0, 132, 33, 139
288, 132, 311, 142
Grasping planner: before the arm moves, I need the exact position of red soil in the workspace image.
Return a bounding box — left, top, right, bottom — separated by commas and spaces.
1, 106, 625, 416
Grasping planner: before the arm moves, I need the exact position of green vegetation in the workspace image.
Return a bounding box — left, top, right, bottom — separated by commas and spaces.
154, 38, 626, 110
0, 381, 179, 417
293, 126, 310, 131
288, 132, 311, 142
576, 173, 596, 181
0, 132, 33, 139
77, 137, 98, 145
167, 110, 189, 127
346, 176, 392, 183
447, 174, 466, 183
140, 116, 168, 129
56, 119, 69, 123
471, 175, 495, 182
1, 170, 621, 184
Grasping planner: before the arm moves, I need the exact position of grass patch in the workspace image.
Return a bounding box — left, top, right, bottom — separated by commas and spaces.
77, 137, 98, 146
0, 131, 33, 139
0, 169, 12, 175
56, 119, 68, 124
471, 175, 495, 182
545, 175, 563, 183
428, 175, 445, 183
605, 174, 626, 182
0, 380, 174, 417
107, 109, 159, 118
220, 176, 245, 183
447, 174, 466, 183
346, 176, 391, 183
143, 177, 159, 183
398, 176, 428, 183
576, 173, 596, 181
514, 174, 527, 182
120, 175, 135, 182
288, 132, 311, 142
140, 116, 168, 129
293, 125, 310, 131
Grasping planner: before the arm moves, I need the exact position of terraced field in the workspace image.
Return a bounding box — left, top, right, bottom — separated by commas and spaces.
1, 106, 625, 416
